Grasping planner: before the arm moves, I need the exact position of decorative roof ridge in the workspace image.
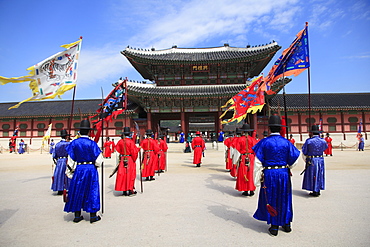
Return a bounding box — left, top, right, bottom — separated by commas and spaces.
123, 42, 278, 55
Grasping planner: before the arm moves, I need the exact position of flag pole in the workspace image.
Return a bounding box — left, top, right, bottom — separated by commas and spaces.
306, 22, 312, 129
68, 86, 77, 133
100, 87, 105, 215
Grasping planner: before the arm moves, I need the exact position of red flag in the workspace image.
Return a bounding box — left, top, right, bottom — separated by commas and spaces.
91, 79, 128, 142
220, 76, 265, 124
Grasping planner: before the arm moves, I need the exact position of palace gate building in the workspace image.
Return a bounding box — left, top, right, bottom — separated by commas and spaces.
122, 42, 282, 136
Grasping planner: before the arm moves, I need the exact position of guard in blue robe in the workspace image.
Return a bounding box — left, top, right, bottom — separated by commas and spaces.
18, 140, 25, 154
49, 140, 55, 154
218, 130, 224, 142
64, 120, 102, 223
252, 115, 300, 236
302, 125, 328, 197
179, 132, 185, 143
51, 130, 71, 194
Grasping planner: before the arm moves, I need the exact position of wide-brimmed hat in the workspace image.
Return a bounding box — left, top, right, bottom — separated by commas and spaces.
122, 127, 131, 135
326, 133, 330, 136
75, 120, 95, 130
235, 128, 242, 135
263, 130, 268, 137
267, 115, 287, 127
310, 125, 322, 134
145, 129, 153, 135
240, 123, 254, 132
60, 129, 71, 137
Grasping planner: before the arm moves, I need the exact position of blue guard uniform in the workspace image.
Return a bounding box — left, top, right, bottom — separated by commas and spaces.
64, 136, 101, 214
253, 133, 300, 227
302, 134, 327, 195
51, 139, 71, 192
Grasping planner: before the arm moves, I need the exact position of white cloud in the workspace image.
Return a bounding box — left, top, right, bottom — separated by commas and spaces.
77, 43, 130, 88
79, 0, 310, 86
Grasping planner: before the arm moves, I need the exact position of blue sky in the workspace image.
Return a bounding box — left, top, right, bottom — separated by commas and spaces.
0, 0, 369, 104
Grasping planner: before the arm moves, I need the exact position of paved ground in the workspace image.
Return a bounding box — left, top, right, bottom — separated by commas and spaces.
0, 142, 369, 247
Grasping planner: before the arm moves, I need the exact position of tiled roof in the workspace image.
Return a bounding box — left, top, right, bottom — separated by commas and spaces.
127, 79, 291, 98
122, 42, 281, 63
128, 83, 246, 98
0, 99, 138, 118
270, 93, 370, 110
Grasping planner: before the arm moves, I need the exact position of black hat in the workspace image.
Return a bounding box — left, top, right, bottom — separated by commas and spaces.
267, 115, 287, 127
75, 120, 94, 130
122, 127, 131, 135
60, 129, 71, 137
310, 125, 322, 135
235, 128, 242, 135
326, 133, 330, 136
145, 129, 153, 135
240, 123, 254, 132
263, 130, 268, 136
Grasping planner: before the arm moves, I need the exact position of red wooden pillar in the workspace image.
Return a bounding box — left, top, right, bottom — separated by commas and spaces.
147, 111, 152, 131
181, 112, 186, 134
30, 118, 34, 145
252, 113, 258, 132
362, 111, 367, 140
298, 112, 302, 141
341, 111, 346, 140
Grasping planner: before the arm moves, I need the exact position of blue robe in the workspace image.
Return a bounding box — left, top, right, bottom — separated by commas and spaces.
51, 140, 71, 191
302, 135, 327, 192
252, 134, 300, 226
179, 132, 185, 143
18, 142, 25, 154
358, 137, 364, 150
49, 141, 55, 154
64, 137, 101, 213
218, 131, 224, 142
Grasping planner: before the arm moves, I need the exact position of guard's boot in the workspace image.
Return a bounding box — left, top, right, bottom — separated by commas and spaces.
90, 213, 101, 223
282, 224, 292, 233
268, 225, 279, 236
73, 211, 83, 223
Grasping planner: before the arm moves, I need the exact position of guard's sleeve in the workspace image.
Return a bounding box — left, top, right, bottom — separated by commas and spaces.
288, 150, 301, 169
253, 156, 263, 187
95, 153, 104, 167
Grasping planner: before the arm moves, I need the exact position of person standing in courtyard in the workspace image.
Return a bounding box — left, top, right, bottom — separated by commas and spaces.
230, 128, 242, 178
223, 133, 234, 171
324, 133, 333, 156
252, 115, 300, 236
18, 139, 25, 154
140, 129, 160, 181
358, 134, 364, 151
103, 137, 114, 158
64, 120, 102, 223
49, 139, 55, 154
235, 124, 257, 196
157, 135, 168, 173
191, 131, 205, 167
114, 127, 139, 196
51, 130, 71, 195
302, 125, 328, 197
289, 134, 295, 146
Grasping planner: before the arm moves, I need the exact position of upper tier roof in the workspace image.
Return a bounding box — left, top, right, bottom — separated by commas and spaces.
122, 42, 280, 63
